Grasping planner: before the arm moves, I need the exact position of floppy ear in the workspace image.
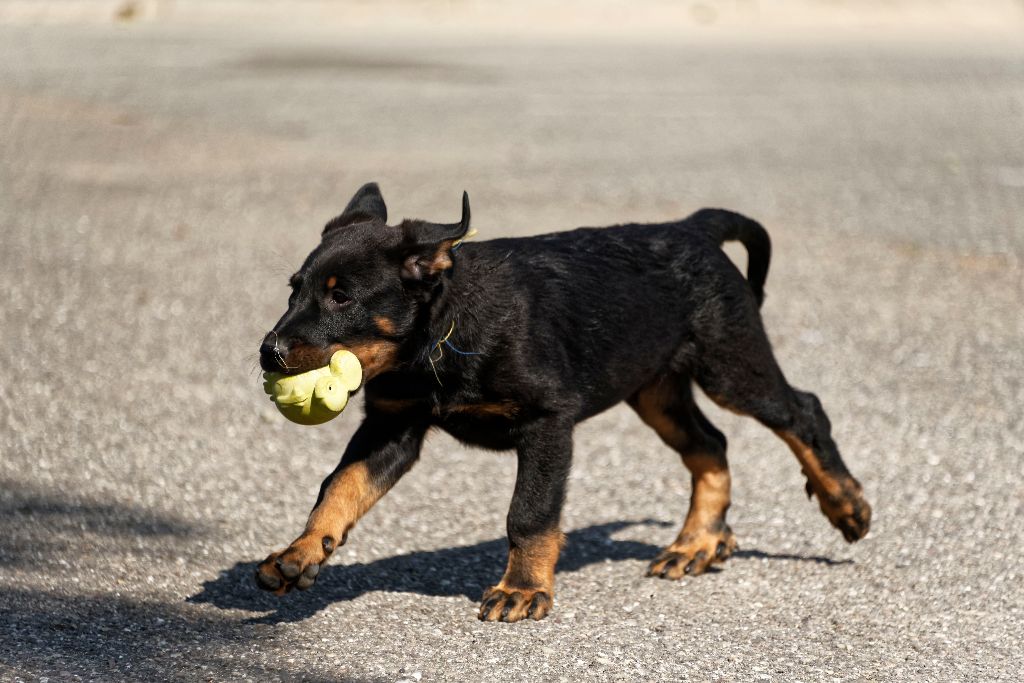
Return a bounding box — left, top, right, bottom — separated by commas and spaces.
323, 182, 388, 234
400, 191, 471, 282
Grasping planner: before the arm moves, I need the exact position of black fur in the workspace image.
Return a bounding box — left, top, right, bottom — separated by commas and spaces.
256, 183, 870, 617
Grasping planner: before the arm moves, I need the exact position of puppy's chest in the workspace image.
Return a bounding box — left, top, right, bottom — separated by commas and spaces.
433, 400, 520, 450
367, 386, 522, 450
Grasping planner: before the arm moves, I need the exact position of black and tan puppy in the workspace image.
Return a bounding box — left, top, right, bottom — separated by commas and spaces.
254, 183, 871, 622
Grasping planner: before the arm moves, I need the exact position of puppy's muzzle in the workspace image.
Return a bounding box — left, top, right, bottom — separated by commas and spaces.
259, 336, 290, 373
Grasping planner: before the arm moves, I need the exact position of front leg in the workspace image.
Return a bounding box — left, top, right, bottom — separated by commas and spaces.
479, 417, 572, 623
255, 415, 427, 594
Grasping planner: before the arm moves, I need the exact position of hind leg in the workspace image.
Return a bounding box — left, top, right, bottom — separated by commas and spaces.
695, 326, 871, 542
630, 376, 738, 579
772, 391, 871, 541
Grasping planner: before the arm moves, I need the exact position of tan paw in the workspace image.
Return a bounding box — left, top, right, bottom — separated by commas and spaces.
478, 586, 552, 623
808, 477, 872, 543
254, 533, 339, 594
647, 525, 737, 579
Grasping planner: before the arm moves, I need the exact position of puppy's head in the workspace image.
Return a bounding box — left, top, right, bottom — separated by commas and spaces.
259, 182, 470, 379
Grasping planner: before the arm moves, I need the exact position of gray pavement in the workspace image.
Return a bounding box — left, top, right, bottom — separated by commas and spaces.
1, 17, 1023, 682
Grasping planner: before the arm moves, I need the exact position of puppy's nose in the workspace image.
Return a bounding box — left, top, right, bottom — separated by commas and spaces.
259, 335, 289, 372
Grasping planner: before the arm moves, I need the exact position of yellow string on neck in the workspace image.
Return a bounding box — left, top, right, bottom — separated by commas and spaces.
428, 320, 456, 384
427, 319, 482, 385
430, 320, 456, 363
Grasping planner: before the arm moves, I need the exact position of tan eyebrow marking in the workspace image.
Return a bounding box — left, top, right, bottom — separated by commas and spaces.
326, 276, 337, 289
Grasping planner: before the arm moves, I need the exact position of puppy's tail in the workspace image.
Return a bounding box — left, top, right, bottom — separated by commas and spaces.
690, 208, 772, 307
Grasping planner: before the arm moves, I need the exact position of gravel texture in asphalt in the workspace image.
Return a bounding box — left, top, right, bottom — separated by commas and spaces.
1, 19, 1022, 682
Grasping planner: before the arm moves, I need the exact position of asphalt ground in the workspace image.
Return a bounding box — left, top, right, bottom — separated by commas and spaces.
1, 19, 1022, 682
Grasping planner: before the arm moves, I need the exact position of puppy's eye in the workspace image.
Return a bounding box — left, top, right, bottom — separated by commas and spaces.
329, 289, 352, 307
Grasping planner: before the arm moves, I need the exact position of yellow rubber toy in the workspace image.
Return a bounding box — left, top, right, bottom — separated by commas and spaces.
262, 350, 363, 426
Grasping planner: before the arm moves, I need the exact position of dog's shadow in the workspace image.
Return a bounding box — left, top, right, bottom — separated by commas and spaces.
188, 520, 850, 624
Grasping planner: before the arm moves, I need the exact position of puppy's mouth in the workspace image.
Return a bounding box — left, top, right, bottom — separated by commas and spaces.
261, 343, 342, 376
